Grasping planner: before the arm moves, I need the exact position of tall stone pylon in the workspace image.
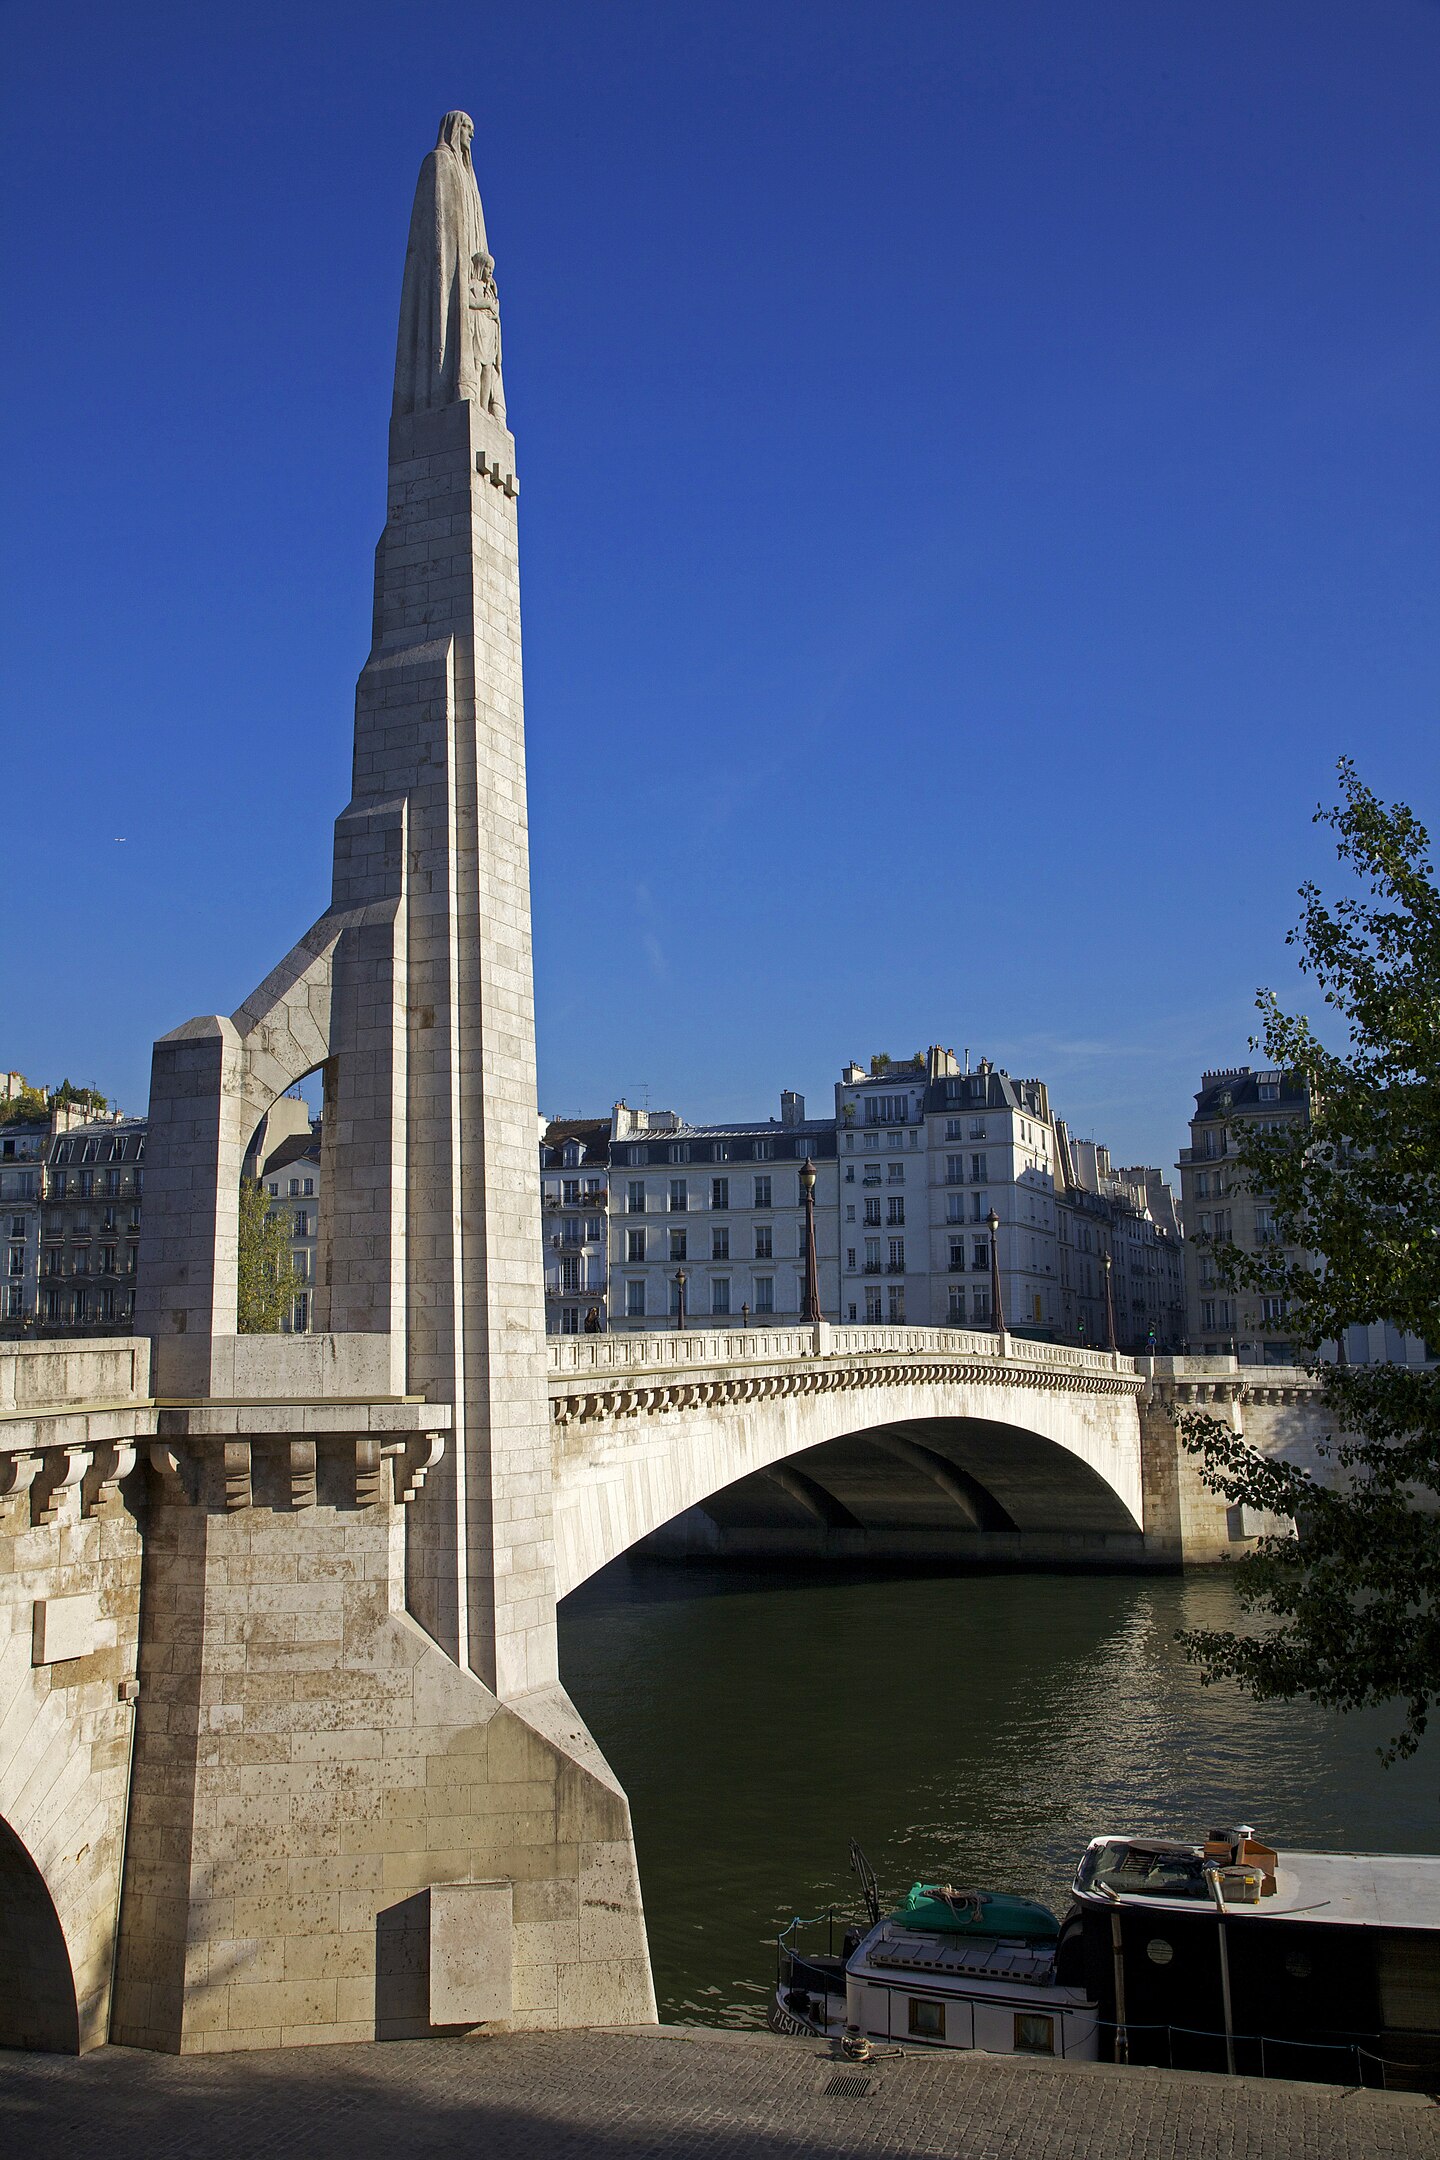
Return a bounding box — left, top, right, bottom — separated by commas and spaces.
324, 107, 552, 1697
120, 114, 654, 2049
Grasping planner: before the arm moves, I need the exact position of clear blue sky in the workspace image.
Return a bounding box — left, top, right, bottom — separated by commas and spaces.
3, 2, 1437, 1171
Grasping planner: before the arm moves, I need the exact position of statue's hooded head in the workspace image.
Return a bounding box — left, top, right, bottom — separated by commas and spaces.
437, 111, 475, 166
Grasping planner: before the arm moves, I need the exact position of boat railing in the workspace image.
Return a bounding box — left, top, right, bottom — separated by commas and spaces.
1095, 2016, 1426, 2091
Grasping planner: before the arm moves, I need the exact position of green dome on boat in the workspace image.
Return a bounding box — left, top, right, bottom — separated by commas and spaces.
890, 1884, 1059, 1942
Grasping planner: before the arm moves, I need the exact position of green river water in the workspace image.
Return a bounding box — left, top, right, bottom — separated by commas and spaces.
558, 1563, 1440, 2028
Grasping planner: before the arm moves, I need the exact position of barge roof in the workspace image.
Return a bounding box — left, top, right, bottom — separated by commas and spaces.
1094, 1848, 1440, 1929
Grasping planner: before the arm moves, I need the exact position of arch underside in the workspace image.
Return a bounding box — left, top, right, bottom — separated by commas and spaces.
0, 1816, 79, 2052
554, 1383, 1146, 1594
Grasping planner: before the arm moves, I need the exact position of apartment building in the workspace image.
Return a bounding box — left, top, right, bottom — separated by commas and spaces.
834, 1049, 1063, 1331
1178, 1063, 1431, 1366
38, 1118, 146, 1332
606, 1094, 839, 1332
539, 1118, 610, 1335
259, 1124, 322, 1333
1, 1122, 46, 1329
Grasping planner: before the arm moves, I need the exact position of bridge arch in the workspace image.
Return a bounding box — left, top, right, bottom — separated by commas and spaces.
552, 1351, 1147, 1595
0, 1815, 79, 2051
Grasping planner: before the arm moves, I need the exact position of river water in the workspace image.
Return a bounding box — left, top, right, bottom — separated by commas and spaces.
559, 1562, 1440, 2028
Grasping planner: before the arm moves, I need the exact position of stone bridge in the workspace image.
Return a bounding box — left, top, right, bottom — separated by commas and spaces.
546, 1325, 1325, 1587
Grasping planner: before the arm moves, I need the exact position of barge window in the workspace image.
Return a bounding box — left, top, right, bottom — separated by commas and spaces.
1014, 2012, 1054, 2055
906, 1998, 945, 2040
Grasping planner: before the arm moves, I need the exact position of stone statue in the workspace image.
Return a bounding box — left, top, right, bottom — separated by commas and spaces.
393, 111, 505, 419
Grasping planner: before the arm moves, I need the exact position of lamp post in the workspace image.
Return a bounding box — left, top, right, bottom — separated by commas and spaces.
986, 1208, 1005, 1336
674, 1268, 687, 1331
1102, 1249, 1117, 1352
800, 1154, 822, 1326
741, 1301, 750, 1328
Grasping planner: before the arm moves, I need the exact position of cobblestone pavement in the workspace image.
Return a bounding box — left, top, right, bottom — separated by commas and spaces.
2, 2025, 1437, 2159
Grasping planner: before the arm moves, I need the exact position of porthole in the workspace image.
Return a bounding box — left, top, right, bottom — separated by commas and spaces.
1146, 1938, 1174, 1966
1285, 1950, 1313, 1980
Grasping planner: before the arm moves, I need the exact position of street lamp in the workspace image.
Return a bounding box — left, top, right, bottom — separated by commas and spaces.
799, 1154, 822, 1326
1102, 1249, 1117, 1352
741, 1301, 750, 1328
674, 1268, 687, 1331
986, 1208, 1005, 1335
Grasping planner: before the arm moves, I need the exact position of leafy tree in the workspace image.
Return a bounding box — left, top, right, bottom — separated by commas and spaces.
236, 1178, 304, 1334
0, 1077, 110, 1126
1178, 761, 1440, 1759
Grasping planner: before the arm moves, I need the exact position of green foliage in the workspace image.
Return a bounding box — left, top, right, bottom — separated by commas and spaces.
0, 1076, 110, 1126
870, 1052, 892, 1075
1178, 760, 1440, 1759
236, 1178, 304, 1334
0, 1086, 50, 1126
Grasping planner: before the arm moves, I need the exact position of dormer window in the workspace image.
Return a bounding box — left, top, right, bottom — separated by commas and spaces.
563, 1142, 582, 1168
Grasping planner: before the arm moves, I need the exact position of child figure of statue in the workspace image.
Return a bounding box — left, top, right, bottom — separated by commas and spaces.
468, 251, 505, 420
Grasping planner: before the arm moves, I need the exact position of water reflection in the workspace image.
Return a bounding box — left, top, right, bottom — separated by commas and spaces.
559, 1562, 1440, 2028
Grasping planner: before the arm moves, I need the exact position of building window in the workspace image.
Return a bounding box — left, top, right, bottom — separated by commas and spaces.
865, 1094, 909, 1124
887, 1285, 906, 1322
864, 1238, 881, 1271
907, 1998, 945, 2041
754, 1139, 773, 1161
946, 1154, 963, 1184
973, 1239, 989, 1271
971, 1154, 988, 1182
7, 1247, 22, 1277
888, 1239, 905, 1273
1201, 1299, 1216, 1331
303, 1177, 314, 1197
625, 1279, 646, 1317
562, 1178, 581, 1206
1262, 1295, 1288, 1325
627, 1180, 646, 1213
1014, 2012, 1054, 2055
970, 1120, 987, 1140
754, 1277, 774, 1314
946, 1194, 963, 1224
561, 1256, 581, 1292
887, 1198, 905, 1226
4, 1285, 20, 1319
945, 1119, 962, 1139
626, 1228, 646, 1263
712, 1277, 730, 1315
864, 1198, 881, 1226
669, 1178, 688, 1211
670, 1228, 687, 1261
100, 1247, 116, 1275
711, 1177, 729, 1210
268, 1180, 278, 1196
973, 1287, 991, 1323
560, 1306, 579, 1335
585, 1216, 604, 1243
753, 1174, 771, 1208
949, 1239, 964, 1272
712, 1226, 730, 1261
888, 1161, 904, 1183
754, 1225, 772, 1259
846, 1248, 857, 1271
98, 1286, 115, 1323
292, 1292, 309, 1334
294, 1211, 309, 1237
865, 1287, 882, 1321
948, 1285, 965, 1321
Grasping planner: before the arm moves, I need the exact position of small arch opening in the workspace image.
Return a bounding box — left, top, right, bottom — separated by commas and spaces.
0, 1816, 79, 2052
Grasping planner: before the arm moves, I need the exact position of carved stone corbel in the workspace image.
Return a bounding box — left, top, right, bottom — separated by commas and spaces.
0, 1453, 43, 1526
354, 1438, 384, 1508
35, 1447, 95, 1526
148, 1443, 197, 1504
223, 1441, 252, 1512
395, 1432, 445, 1505
83, 1443, 138, 1519
288, 1440, 317, 1509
